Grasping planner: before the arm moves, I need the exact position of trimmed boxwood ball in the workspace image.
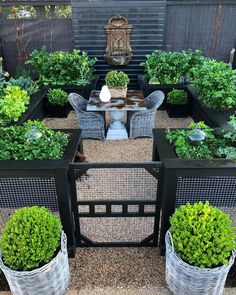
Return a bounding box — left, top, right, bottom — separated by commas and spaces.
0, 206, 62, 271
170, 201, 236, 268
167, 89, 188, 105
47, 88, 68, 106
105, 70, 129, 88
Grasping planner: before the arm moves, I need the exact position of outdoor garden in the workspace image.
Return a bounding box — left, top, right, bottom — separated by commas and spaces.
0, 0, 236, 295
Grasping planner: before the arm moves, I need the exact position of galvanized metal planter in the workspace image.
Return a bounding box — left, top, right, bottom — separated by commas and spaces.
0, 231, 70, 295
165, 231, 235, 295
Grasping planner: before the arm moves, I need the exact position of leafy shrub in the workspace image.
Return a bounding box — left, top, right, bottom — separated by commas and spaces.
166, 122, 236, 159
170, 201, 236, 268
0, 206, 62, 271
0, 120, 69, 160
0, 58, 8, 96
26, 47, 97, 86
105, 71, 129, 88
192, 59, 236, 110
167, 89, 188, 105
140, 49, 204, 84
216, 115, 236, 159
9, 76, 39, 95
47, 88, 68, 106
0, 85, 30, 125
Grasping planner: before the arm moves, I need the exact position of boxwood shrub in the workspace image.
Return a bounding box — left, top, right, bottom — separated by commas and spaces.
105, 70, 129, 88
47, 88, 68, 106
170, 201, 236, 268
167, 89, 188, 105
0, 206, 62, 271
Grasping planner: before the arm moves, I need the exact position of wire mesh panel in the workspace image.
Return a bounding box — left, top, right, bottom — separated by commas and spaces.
76, 168, 158, 201
176, 176, 236, 224
80, 217, 154, 243
71, 163, 162, 246
0, 177, 59, 233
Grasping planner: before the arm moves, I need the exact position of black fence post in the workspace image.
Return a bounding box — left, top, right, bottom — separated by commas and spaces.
55, 169, 76, 257
159, 166, 178, 255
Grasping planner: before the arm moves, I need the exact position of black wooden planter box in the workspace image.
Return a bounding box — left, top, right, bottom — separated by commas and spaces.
8, 87, 48, 126
187, 86, 235, 128
138, 75, 189, 110
0, 129, 83, 257
48, 79, 98, 100
152, 128, 236, 254
166, 103, 189, 118
45, 101, 70, 118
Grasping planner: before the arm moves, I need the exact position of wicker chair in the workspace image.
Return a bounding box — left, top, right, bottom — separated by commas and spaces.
68, 93, 106, 140
127, 90, 164, 139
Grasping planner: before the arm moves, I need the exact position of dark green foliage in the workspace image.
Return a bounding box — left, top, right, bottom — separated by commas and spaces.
0, 206, 62, 271
0, 85, 30, 125
26, 47, 96, 86
8, 76, 39, 96
170, 201, 236, 268
0, 120, 69, 160
192, 59, 236, 110
47, 88, 68, 106
140, 49, 204, 84
166, 122, 236, 159
167, 89, 188, 105
105, 71, 129, 88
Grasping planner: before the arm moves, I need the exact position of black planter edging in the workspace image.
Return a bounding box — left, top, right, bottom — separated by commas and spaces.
48, 79, 98, 100
0, 129, 83, 257
7, 87, 48, 126
186, 85, 235, 128
166, 103, 189, 118
152, 128, 236, 254
45, 101, 70, 118
138, 75, 189, 110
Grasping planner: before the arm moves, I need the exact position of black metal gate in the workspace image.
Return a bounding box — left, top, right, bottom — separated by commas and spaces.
69, 162, 163, 247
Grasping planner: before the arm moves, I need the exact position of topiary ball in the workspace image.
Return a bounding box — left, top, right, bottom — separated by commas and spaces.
0, 206, 62, 271
170, 201, 236, 268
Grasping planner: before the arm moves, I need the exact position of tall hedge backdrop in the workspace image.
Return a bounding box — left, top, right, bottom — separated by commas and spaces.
0, 0, 236, 87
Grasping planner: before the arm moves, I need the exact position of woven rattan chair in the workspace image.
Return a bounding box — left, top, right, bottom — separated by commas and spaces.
68, 93, 106, 140
127, 90, 164, 139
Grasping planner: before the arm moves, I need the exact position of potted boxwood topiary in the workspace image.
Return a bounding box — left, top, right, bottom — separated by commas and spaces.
165, 201, 236, 295
166, 89, 189, 118
0, 206, 70, 295
46, 88, 70, 118
105, 70, 129, 98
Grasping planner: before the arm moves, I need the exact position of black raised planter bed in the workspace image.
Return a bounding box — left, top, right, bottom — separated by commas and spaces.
152, 128, 236, 254
7, 87, 48, 126
187, 86, 235, 128
0, 129, 83, 256
48, 79, 98, 100
166, 103, 189, 118
45, 101, 70, 118
138, 75, 189, 110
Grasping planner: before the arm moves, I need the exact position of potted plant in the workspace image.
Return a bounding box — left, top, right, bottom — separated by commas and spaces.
166, 201, 236, 295
46, 88, 70, 118
0, 206, 70, 295
166, 89, 189, 118
105, 70, 129, 98
26, 47, 97, 99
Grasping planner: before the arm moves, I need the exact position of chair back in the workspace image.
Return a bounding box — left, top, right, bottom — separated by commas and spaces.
145, 91, 165, 110
68, 93, 87, 113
